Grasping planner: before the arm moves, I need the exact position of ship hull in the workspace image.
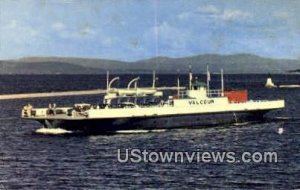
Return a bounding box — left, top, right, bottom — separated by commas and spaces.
38, 110, 268, 134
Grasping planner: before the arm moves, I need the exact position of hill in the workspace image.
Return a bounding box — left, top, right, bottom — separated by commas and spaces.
1, 54, 299, 74
0, 60, 104, 74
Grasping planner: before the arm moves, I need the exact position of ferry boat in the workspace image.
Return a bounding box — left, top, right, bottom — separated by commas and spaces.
22, 69, 285, 134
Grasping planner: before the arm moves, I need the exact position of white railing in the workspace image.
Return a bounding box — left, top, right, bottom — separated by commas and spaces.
179, 91, 187, 98
207, 89, 223, 97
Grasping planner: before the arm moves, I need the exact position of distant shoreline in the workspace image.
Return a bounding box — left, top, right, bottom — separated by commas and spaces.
0, 73, 299, 75
0, 53, 299, 74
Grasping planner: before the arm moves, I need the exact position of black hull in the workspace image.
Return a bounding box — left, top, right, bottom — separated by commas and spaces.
39, 110, 268, 134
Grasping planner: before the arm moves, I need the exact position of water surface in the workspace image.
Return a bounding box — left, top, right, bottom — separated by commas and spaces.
0, 74, 299, 189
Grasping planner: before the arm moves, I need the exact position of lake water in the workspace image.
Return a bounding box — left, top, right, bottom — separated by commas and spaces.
0, 74, 299, 189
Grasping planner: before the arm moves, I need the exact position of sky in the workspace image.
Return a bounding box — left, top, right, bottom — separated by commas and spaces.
0, 0, 300, 61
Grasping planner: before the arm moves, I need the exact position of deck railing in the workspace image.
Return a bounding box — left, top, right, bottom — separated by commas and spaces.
207, 89, 223, 97
179, 91, 187, 98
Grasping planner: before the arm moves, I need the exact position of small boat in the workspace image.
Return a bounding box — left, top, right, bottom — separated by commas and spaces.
265, 74, 277, 88
265, 73, 300, 88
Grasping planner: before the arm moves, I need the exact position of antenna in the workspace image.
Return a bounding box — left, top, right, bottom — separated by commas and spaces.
177, 69, 180, 98
221, 69, 224, 96
206, 64, 210, 94
152, 70, 156, 88
189, 65, 192, 90
106, 71, 109, 92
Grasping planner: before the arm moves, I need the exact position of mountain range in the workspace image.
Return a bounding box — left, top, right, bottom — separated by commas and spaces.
0, 53, 300, 74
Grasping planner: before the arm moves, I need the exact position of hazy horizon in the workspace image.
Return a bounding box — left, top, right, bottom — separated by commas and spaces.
2, 52, 299, 63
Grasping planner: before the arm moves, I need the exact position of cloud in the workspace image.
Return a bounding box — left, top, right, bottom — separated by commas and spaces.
177, 12, 191, 20
144, 21, 191, 53
51, 21, 96, 39
221, 9, 251, 21
271, 10, 300, 32
52, 22, 65, 30
65, 25, 97, 40
0, 19, 51, 58
51, 0, 77, 4
52, 23, 97, 40
79, 25, 95, 36
1, 20, 40, 41
7, 19, 18, 28
1, 0, 299, 61
198, 5, 219, 14
157, 22, 190, 47
178, 4, 251, 23
273, 11, 290, 20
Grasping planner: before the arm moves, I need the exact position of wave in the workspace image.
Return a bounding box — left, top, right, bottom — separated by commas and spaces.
35, 128, 72, 135
0, 117, 18, 120
233, 122, 250, 126
274, 116, 291, 120
273, 116, 300, 121
115, 129, 166, 134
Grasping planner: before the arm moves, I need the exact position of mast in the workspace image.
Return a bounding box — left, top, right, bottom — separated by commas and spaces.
106, 71, 109, 92
206, 64, 210, 94
221, 69, 224, 96
189, 65, 192, 90
177, 69, 180, 98
134, 80, 138, 89
152, 70, 156, 88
